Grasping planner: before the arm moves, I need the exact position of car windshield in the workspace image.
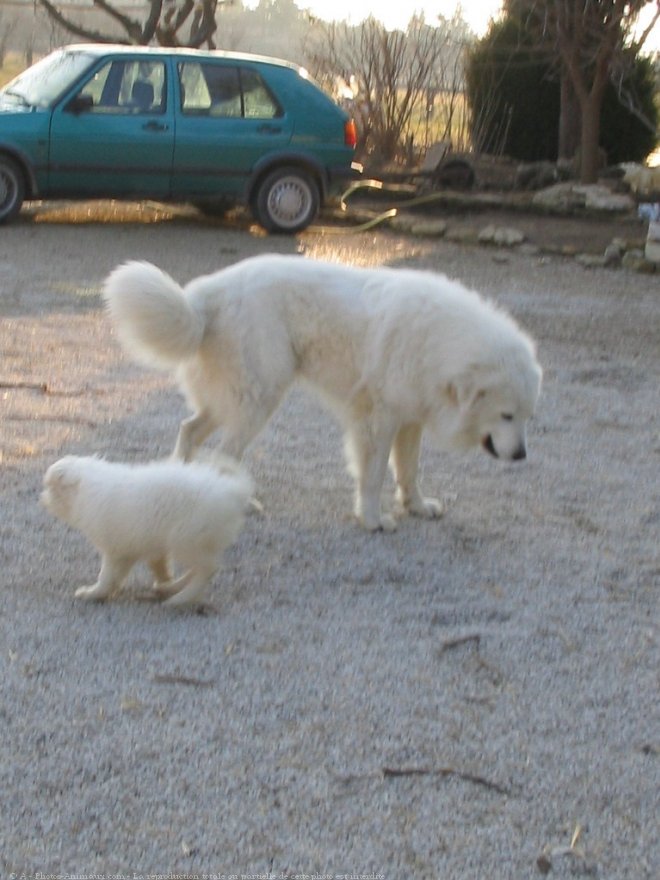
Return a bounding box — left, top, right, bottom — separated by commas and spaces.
0, 49, 95, 108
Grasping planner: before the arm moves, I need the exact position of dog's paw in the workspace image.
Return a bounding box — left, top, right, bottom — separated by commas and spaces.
74, 584, 109, 601
409, 496, 444, 519
151, 581, 181, 599
359, 512, 397, 532
163, 590, 204, 608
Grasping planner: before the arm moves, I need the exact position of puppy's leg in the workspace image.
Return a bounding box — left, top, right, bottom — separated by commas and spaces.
151, 569, 193, 599
173, 410, 216, 461
163, 562, 217, 608
75, 555, 134, 601
391, 423, 443, 519
346, 417, 397, 531
149, 557, 172, 586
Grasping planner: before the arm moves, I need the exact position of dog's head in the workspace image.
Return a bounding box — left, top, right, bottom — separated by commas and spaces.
41, 456, 82, 522
447, 350, 542, 462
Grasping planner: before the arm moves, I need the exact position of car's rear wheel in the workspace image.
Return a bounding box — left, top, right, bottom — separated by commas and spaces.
0, 156, 25, 224
253, 167, 320, 233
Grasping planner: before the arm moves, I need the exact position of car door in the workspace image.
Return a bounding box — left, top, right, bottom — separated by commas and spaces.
170, 59, 292, 198
47, 56, 174, 198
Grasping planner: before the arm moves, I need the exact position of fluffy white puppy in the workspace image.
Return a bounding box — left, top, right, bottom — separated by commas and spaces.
41, 455, 253, 606
104, 254, 542, 531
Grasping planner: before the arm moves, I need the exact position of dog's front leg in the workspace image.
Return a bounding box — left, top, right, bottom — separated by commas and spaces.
391, 423, 443, 519
75, 555, 133, 600
348, 419, 397, 531
173, 411, 216, 461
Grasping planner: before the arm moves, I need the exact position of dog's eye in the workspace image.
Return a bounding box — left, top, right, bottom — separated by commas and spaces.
501, 413, 514, 421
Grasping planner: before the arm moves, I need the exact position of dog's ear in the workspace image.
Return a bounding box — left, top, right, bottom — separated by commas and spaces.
447, 367, 487, 411
45, 458, 81, 491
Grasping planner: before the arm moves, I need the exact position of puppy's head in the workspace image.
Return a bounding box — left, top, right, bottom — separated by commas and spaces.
41, 456, 82, 522
448, 353, 542, 461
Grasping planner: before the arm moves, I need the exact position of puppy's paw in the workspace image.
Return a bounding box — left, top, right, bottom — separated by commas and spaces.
74, 583, 110, 601
151, 581, 181, 599
163, 589, 205, 608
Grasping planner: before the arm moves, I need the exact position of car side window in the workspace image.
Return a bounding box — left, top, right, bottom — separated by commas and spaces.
178, 62, 281, 119
77, 60, 166, 114
241, 68, 281, 119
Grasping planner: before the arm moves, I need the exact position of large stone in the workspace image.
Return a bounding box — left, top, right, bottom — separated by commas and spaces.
478, 224, 526, 246
532, 182, 634, 213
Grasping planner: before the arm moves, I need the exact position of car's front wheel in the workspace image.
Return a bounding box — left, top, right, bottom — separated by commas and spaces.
0, 156, 25, 224
253, 167, 320, 233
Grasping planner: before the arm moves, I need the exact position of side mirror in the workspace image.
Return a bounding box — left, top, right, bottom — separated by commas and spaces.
66, 93, 94, 115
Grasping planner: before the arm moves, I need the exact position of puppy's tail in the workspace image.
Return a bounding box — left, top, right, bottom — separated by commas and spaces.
103, 261, 205, 368
195, 451, 259, 512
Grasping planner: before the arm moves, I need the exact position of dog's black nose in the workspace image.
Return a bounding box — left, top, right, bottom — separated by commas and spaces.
512, 444, 527, 461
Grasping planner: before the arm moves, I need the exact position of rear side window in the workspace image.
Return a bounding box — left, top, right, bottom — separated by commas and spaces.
178, 62, 281, 119
77, 59, 166, 114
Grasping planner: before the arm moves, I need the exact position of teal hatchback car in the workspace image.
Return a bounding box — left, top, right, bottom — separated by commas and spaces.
0, 44, 360, 232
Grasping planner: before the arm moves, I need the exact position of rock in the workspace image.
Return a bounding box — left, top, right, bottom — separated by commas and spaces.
445, 226, 479, 244
603, 241, 624, 267
577, 185, 634, 212
621, 163, 660, 199
478, 224, 526, 246
515, 161, 558, 190
409, 219, 448, 237
532, 182, 634, 213
622, 249, 656, 273
576, 253, 608, 269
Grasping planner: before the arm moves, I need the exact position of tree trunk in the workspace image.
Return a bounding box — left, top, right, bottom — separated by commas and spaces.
558, 70, 580, 160
579, 94, 602, 183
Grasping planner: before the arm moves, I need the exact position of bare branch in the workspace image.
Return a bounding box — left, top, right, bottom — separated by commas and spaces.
37, 0, 123, 44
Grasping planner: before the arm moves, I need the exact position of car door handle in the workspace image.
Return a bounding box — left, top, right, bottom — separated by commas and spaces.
142, 121, 169, 132
257, 124, 282, 134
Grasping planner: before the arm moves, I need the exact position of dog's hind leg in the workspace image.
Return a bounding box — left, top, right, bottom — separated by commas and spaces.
162, 562, 217, 607
151, 569, 193, 599
391, 423, 443, 519
75, 555, 134, 601
173, 410, 217, 461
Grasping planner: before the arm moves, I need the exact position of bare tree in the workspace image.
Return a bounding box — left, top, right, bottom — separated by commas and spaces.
512, 0, 659, 182
0, 9, 18, 67
37, 0, 235, 48
308, 14, 464, 164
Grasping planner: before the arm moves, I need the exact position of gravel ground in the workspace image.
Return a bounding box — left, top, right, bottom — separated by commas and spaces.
0, 202, 658, 879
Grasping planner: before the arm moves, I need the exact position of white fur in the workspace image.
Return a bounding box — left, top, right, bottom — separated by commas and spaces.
104, 254, 542, 530
41, 456, 253, 606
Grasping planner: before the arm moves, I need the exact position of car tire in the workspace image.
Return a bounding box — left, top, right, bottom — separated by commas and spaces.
0, 156, 25, 224
432, 158, 475, 191
253, 167, 320, 233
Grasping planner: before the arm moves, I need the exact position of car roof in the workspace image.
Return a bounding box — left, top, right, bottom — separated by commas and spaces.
63, 43, 304, 74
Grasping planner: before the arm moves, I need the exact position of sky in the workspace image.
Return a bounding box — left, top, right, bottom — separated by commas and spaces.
296, 1, 502, 36
292, 0, 660, 49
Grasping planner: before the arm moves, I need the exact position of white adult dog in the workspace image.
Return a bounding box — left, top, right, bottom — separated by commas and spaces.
41, 456, 253, 606
104, 255, 542, 531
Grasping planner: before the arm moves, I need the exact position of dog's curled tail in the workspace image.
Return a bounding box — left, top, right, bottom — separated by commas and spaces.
103, 261, 205, 368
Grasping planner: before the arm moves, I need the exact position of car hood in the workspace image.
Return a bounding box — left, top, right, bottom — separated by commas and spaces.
0, 95, 35, 113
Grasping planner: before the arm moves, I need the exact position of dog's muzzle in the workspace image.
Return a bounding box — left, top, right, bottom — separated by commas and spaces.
482, 435, 527, 461
482, 435, 498, 458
